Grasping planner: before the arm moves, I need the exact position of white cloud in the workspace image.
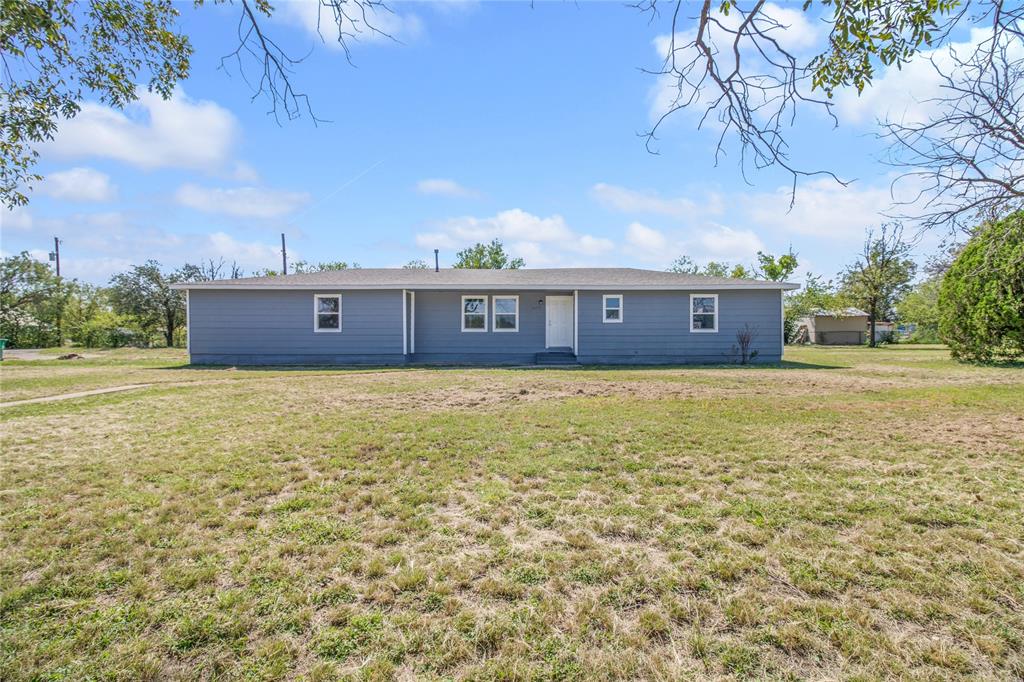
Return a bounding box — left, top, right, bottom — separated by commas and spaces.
743, 178, 900, 239
592, 183, 713, 220
2, 209, 285, 282
278, 0, 423, 48
415, 178, 479, 198
751, 3, 820, 53
697, 225, 765, 261
416, 208, 613, 266
623, 219, 765, 267
625, 222, 668, 254
175, 183, 310, 219
46, 90, 239, 173
834, 28, 1024, 127
427, 0, 479, 14
231, 162, 261, 183
205, 232, 283, 265
37, 167, 117, 202
2, 205, 34, 231
575, 234, 616, 256
420, 208, 575, 245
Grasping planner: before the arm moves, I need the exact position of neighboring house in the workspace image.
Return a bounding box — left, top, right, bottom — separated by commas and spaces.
795, 308, 871, 345
172, 268, 798, 365
873, 320, 896, 343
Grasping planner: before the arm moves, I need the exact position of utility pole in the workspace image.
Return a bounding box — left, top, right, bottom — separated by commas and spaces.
49, 237, 61, 277
281, 233, 288, 275
49, 237, 63, 345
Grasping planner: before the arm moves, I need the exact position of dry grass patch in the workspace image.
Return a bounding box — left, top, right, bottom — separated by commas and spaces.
1, 346, 1022, 680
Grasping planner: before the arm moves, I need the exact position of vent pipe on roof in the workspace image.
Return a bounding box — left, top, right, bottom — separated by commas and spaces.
434, 249, 439, 272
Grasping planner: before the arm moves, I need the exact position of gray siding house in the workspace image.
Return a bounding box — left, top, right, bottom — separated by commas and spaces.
173, 268, 797, 365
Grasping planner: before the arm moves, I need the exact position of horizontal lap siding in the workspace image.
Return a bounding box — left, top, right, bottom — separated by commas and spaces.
189, 289, 402, 358
188, 288, 783, 365
577, 290, 781, 363
412, 290, 558, 357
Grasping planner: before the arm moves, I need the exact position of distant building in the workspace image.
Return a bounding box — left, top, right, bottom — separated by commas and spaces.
794, 308, 871, 345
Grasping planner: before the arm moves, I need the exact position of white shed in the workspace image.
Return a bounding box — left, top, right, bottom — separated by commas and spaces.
795, 308, 870, 345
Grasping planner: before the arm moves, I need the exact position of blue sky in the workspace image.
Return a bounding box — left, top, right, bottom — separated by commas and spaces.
2, 0, 967, 284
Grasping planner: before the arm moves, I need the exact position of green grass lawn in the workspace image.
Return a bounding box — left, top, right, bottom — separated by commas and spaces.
1, 346, 1022, 680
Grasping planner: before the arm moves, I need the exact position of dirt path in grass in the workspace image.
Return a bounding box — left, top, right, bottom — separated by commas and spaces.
0, 368, 434, 408
4, 363, 1021, 410
0, 384, 156, 407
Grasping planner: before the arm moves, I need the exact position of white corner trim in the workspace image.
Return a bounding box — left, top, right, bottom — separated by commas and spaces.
313, 293, 342, 333
492, 294, 519, 332
602, 294, 623, 323
780, 289, 785, 357
185, 289, 190, 353
461, 294, 488, 332
689, 293, 718, 333
573, 289, 579, 353
402, 289, 408, 354
411, 291, 416, 354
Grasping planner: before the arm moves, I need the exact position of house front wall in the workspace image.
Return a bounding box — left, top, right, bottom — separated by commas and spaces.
186, 287, 784, 365
576, 289, 782, 364
188, 289, 405, 365
410, 290, 569, 364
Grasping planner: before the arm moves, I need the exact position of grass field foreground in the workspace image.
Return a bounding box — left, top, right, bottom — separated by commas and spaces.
1, 346, 1023, 679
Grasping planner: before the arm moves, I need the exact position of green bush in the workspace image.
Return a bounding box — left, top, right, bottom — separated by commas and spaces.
938, 212, 1024, 362
0, 308, 59, 348
74, 311, 149, 348
905, 327, 942, 344
896, 276, 941, 343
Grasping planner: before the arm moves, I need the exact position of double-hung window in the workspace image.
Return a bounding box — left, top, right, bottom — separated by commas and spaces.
314, 294, 342, 332
603, 294, 623, 323
462, 296, 487, 332
493, 296, 519, 332
690, 294, 718, 332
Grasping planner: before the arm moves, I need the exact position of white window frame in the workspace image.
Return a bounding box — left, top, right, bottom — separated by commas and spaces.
314, 294, 342, 333
461, 295, 488, 332
492, 295, 519, 332
602, 294, 623, 323
689, 293, 718, 333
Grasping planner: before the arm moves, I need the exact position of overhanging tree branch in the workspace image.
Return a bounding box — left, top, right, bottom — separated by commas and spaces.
882, 2, 1023, 234
217, 0, 396, 124
636, 0, 989, 209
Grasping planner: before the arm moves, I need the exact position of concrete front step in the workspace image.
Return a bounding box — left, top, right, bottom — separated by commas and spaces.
535, 351, 578, 365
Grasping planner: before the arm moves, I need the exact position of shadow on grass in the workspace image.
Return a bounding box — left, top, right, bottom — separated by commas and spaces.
156, 360, 847, 371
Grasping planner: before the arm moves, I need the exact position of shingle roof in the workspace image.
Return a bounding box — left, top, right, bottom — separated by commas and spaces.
172, 268, 799, 291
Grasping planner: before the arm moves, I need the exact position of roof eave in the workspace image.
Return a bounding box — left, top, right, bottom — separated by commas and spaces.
171, 282, 800, 291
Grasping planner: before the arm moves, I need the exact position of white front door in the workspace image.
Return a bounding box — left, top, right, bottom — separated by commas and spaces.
546, 295, 574, 348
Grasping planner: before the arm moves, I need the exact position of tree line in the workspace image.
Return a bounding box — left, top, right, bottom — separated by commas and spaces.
0, 244, 531, 348
0, 256, 358, 349
781, 212, 1023, 362
2, 215, 1020, 361
661, 212, 1021, 361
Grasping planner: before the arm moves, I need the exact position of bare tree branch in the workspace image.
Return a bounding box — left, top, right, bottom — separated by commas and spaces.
883, 2, 1024, 234
217, 0, 395, 124
634, 0, 990, 211
637, 0, 853, 206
